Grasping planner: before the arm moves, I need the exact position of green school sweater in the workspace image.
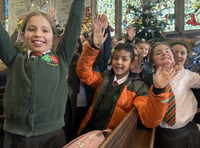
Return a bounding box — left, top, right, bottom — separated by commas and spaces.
0, 0, 84, 137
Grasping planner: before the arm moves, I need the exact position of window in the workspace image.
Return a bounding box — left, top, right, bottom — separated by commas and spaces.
95, 0, 200, 73
97, 0, 115, 36
4, 0, 9, 31
95, 0, 200, 38
122, 0, 175, 33
184, 0, 200, 30
30, 0, 49, 12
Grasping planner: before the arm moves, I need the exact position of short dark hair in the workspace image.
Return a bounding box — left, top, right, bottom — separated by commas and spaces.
113, 43, 135, 61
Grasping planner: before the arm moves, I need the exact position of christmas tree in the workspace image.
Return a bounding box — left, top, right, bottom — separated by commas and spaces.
126, 1, 169, 42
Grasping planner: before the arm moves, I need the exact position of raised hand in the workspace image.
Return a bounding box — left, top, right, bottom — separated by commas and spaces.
92, 14, 108, 49
48, 6, 56, 19
153, 62, 178, 88
92, 14, 108, 29
130, 54, 143, 74
125, 25, 136, 41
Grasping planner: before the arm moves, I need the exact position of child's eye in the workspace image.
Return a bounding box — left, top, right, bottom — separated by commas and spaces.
155, 52, 160, 55
113, 56, 118, 60
122, 58, 128, 61
28, 28, 35, 32
43, 29, 49, 33
181, 51, 186, 55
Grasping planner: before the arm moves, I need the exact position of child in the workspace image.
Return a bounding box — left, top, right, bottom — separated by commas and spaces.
65, 38, 94, 142
130, 43, 143, 77
76, 15, 177, 135
0, 0, 84, 147
171, 41, 200, 125
125, 24, 137, 44
136, 40, 152, 78
111, 36, 118, 52
125, 25, 152, 78
143, 42, 200, 148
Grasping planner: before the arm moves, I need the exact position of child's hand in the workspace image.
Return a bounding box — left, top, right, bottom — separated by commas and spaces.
48, 6, 56, 19
125, 25, 136, 41
92, 14, 108, 48
130, 55, 143, 74
92, 14, 108, 29
153, 62, 178, 88
101, 14, 108, 29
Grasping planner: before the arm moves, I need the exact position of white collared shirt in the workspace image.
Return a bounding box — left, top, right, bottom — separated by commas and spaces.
28, 49, 51, 58
160, 68, 200, 129
113, 73, 129, 85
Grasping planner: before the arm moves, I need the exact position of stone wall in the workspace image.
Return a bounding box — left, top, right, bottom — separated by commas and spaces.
8, 0, 31, 35
8, 0, 93, 35
0, 0, 5, 22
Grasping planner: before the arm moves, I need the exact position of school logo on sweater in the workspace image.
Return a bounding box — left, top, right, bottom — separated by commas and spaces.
31, 52, 59, 66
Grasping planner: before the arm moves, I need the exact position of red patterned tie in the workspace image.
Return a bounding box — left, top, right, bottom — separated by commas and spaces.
164, 85, 176, 126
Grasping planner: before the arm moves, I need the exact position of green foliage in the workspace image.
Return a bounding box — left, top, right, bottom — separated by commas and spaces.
126, 3, 165, 41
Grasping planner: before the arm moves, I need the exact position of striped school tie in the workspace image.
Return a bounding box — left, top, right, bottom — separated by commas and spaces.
112, 80, 118, 86
164, 85, 176, 126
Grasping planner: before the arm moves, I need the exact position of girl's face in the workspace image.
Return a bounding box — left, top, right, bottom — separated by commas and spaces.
171, 44, 187, 68
21, 15, 54, 52
112, 49, 132, 79
152, 44, 175, 68
111, 38, 118, 48
138, 43, 150, 57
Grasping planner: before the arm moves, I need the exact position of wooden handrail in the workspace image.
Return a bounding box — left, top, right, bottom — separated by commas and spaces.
100, 108, 138, 148
149, 128, 155, 148
100, 107, 155, 148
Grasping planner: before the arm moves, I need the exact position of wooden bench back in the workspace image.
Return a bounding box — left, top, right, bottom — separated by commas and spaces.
100, 107, 155, 148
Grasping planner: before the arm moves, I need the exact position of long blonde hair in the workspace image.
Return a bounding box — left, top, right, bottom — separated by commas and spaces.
18, 11, 59, 51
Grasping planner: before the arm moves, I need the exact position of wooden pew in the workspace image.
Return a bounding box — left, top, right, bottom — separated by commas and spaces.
100, 108, 155, 148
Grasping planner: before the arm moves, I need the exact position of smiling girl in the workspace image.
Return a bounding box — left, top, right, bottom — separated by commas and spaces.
0, 0, 84, 148
143, 41, 200, 148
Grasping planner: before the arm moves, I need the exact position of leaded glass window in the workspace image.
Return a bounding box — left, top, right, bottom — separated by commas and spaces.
122, 0, 175, 36
30, 0, 49, 12
184, 0, 200, 30
5, 0, 9, 31
96, 0, 115, 36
